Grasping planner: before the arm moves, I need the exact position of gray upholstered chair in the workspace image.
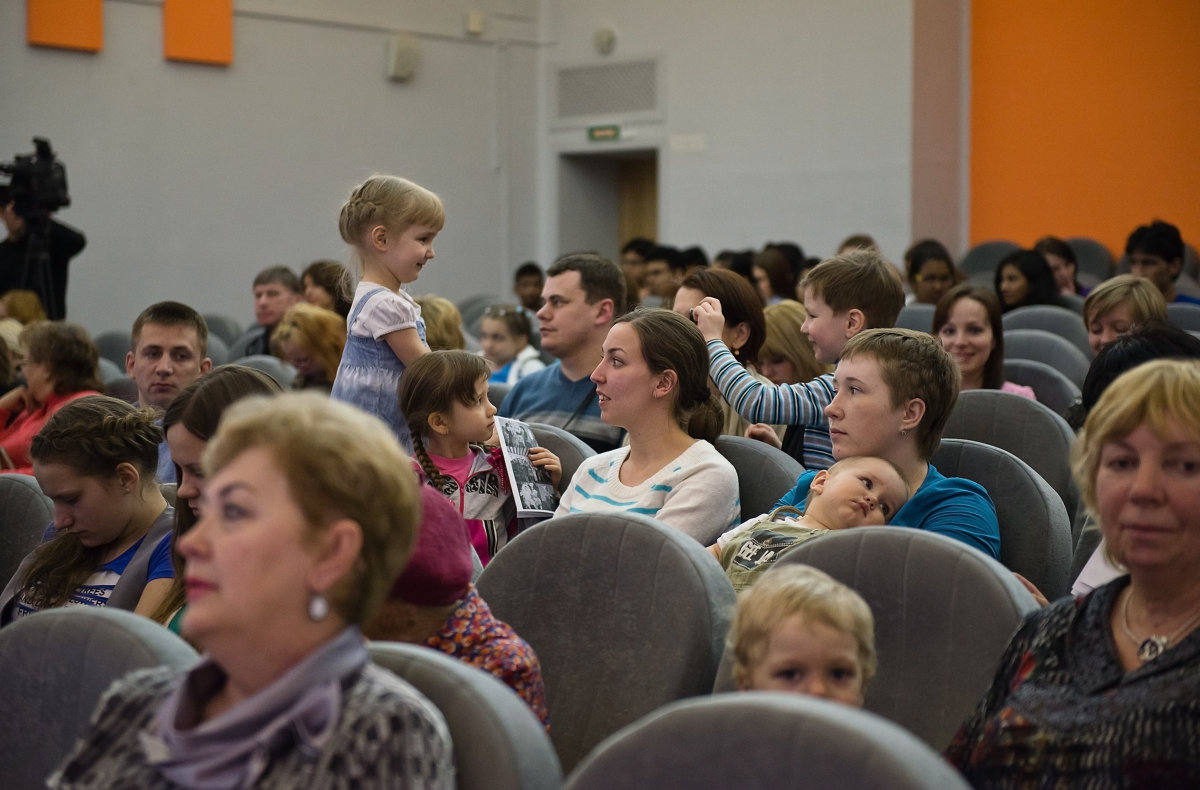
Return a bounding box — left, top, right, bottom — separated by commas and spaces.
231, 354, 297, 389
457, 293, 509, 336
564, 692, 972, 790
488, 381, 513, 409
0, 473, 51, 590
91, 329, 130, 367
103, 375, 139, 404
201, 312, 243, 346
369, 642, 561, 790
712, 528, 1037, 752
0, 607, 199, 789
959, 240, 1021, 277
1002, 358, 1082, 418
932, 438, 1073, 599
205, 333, 231, 366
528, 421, 597, 495
476, 512, 736, 773
942, 388, 1079, 521
1166, 301, 1200, 332
1065, 236, 1115, 283
895, 302, 935, 333
1001, 304, 1092, 358
1003, 328, 1092, 387
713, 434, 805, 522
228, 326, 264, 360
96, 356, 124, 384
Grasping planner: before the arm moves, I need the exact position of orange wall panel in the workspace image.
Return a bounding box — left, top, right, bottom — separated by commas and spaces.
27, 0, 103, 52
971, 1, 1200, 256
163, 0, 233, 66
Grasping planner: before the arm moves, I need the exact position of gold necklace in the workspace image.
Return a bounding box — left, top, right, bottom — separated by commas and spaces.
1119, 589, 1200, 662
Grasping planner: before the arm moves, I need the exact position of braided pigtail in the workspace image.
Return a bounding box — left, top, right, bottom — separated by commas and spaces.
410, 432, 445, 491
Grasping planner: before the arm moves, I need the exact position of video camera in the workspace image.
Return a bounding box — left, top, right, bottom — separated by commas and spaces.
0, 137, 70, 219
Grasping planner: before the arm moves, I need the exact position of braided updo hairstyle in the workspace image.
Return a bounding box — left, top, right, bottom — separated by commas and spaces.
22, 395, 164, 609
397, 350, 492, 491
615, 307, 723, 443
338, 175, 445, 260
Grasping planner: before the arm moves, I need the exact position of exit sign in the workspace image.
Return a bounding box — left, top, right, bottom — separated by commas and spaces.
587, 125, 620, 141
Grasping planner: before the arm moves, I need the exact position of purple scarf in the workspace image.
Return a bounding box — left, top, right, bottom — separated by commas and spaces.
140, 627, 366, 790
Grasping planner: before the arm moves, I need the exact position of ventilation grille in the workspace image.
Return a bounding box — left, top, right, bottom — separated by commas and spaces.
555, 59, 659, 122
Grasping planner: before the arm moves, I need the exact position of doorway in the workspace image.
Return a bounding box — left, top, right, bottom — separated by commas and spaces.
556, 148, 658, 261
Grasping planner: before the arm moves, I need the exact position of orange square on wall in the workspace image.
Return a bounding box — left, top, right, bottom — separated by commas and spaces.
27, 0, 103, 52
163, 0, 233, 66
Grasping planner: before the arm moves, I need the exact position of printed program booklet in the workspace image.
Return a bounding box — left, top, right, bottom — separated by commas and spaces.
495, 416, 558, 518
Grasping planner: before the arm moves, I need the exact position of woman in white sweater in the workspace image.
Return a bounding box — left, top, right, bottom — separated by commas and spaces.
556, 308, 740, 543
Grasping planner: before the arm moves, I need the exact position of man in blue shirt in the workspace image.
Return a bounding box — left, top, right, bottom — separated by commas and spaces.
499, 252, 626, 453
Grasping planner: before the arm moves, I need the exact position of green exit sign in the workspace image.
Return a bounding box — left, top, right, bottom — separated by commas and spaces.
587, 125, 620, 141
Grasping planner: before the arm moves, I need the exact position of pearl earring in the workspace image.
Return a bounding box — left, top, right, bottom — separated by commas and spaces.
308, 593, 329, 622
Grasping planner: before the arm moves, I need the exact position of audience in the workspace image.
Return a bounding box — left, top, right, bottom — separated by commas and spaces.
619, 237, 656, 303
512, 260, 545, 312
300, 259, 353, 318
153, 365, 282, 632
1034, 235, 1087, 296
269, 302, 346, 392
730, 564, 877, 707
754, 299, 829, 460
1126, 219, 1200, 305
0, 289, 48, 324
124, 301, 212, 481
641, 244, 685, 307
555, 308, 740, 544
0, 396, 173, 623
0, 320, 102, 474
771, 328, 1001, 559
947, 359, 1200, 784
751, 247, 796, 306
414, 293, 466, 351
711, 456, 909, 590
692, 249, 906, 470
837, 233, 878, 254
671, 267, 785, 444
236, 265, 303, 357
498, 252, 627, 453
364, 485, 550, 728
903, 239, 958, 305
1081, 273, 1167, 356
48, 393, 454, 788
933, 283, 1035, 399
994, 248, 1064, 312
757, 300, 826, 388
479, 304, 545, 385
400, 350, 560, 566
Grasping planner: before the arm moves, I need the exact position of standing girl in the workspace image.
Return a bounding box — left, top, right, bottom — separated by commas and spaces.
398, 350, 561, 566
331, 174, 443, 449
479, 304, 546, 385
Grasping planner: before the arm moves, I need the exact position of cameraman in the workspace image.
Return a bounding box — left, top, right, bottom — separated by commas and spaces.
0, 184, 85, 320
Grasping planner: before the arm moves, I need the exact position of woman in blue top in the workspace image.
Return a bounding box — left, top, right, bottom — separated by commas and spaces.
0, 395, 174, 623
771, 328, 1001, 559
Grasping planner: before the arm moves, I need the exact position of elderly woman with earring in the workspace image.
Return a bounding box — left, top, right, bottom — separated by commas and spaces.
947, 359, 1200, 785
51, 393, 454, 789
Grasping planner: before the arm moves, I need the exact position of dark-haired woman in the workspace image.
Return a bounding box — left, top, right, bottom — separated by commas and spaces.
556, 308, 740, 544
0, 395, 173, 623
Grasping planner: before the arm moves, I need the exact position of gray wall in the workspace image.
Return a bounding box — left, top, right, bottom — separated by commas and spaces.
0, 0, 962, 336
